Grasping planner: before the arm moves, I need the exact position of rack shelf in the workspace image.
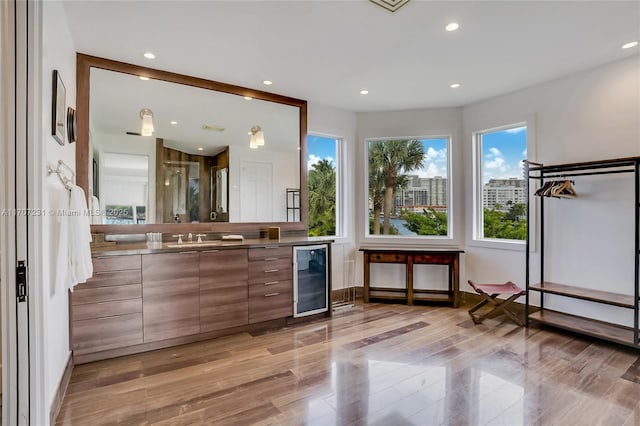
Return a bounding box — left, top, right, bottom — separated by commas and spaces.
529, 282, 635, 309
528, 310, 635, 348
525, 156, 640, 348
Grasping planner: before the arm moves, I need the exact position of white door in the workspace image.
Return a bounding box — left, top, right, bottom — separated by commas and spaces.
1, 0, 33, 424
240, 161, 273, 222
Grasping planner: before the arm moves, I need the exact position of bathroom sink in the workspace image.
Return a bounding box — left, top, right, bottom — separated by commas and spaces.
165, 241, 223, 248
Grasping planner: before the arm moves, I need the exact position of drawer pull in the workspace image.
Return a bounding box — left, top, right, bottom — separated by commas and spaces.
264, 292, 280, 297
263, 257, 279, 261
264, 269, 279, 273
264, 281, 279, 286
178, 251, 198, 254
261, 246, 279, 249
201, 250, 220, 253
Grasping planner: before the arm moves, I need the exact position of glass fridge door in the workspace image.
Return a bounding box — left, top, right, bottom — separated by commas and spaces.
293, 244, 329, 317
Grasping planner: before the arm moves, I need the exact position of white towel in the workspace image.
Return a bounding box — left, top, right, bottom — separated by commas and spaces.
67, 184, 93, 290
90, 195, 104, 224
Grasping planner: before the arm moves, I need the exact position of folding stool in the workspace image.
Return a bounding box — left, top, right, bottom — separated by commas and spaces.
467, 280, 525, 326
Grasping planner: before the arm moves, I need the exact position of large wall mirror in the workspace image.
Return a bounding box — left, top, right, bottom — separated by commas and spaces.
77, 54, 308, 233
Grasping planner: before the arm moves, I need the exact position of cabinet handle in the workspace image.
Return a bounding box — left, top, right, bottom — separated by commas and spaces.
261, 245, 279, 249
201, 250, 220, 253
264, 281, 279, 286
264, 257, 279, 261
264, 292, 280, 297
178, 251, 198, 254
264, 269, 279, 273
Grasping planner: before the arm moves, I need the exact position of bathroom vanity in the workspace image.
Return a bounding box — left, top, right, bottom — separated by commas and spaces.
70, 237, 332, 363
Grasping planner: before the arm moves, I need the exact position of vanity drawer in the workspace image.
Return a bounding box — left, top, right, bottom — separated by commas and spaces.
200, 249, 248, 283
92, 254, 141, 273
249, 246, 292, 261
84, 269, 142, 288
72, 298, 142, 321
248, 291, 292, 324
72, 313, 143, 354
248, 259, 292, 282
249, 280, 292, 298
72, 283, 142, 305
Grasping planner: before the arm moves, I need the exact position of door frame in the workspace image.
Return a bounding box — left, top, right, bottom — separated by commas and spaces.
1, 0, 46, 424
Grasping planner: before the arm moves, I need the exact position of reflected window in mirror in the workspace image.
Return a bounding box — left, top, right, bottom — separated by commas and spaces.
99, 152, 149, 224
307, 134, 342, 237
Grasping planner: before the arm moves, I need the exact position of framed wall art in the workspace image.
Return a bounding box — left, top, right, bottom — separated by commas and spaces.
67, 107, 77, 143
51, 69, 66, 145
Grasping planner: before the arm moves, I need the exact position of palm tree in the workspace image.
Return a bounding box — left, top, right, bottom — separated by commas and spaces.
308, 159, 336, 236
369, 140, 425, 234
368, 142, 386, 234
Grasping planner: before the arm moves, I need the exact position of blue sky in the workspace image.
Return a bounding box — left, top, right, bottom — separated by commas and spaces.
307, 135, 337, 170
481, 126, 527, 182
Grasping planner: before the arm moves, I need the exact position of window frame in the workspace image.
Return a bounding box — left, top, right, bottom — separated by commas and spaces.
307, 132, 344, 239
471, 121, 531, 251
363, 134, 454, 244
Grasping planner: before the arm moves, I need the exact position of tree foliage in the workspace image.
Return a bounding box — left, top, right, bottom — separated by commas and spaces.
368, 139, 425, 234
308, 159, 336, 236
483, 203, 527, 240
401, 208, 448, 236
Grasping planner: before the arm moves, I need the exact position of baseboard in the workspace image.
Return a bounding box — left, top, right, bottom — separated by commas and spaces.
50, 353, 73, 425
331, 286, 362, 302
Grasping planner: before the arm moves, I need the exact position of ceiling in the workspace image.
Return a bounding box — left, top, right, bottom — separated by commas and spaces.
63, 1, 639, 113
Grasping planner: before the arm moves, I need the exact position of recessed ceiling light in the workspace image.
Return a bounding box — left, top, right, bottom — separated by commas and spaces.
622, 41, 638, 49
143, 52, 155, 59
197, 147, 204, 151
170, 121, 178, 125
450, 83, 461, 89
445, 22, 459, 32
139, 76, 149, 81
263, 80, 272, 85
244, 96, 253, 100
360, 89, 369, 95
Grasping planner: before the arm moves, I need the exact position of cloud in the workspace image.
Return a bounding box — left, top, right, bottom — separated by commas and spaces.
505, 127, 526, 134
485, 157, 505, 169
307, 154, 334, 170
522, 148, 527, 156
485, 146, 506, 169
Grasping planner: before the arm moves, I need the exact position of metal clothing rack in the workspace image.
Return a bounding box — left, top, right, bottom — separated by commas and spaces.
524, 156, 640, 348
47, 159, 75, 190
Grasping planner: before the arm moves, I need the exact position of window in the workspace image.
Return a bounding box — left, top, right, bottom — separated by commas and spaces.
366, 137, 450, 237
474, 124, 527, 242
307, 134, 341, 237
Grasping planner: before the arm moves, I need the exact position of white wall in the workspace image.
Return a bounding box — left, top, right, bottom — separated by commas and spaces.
462, 56, 640, 325
41, 0, 76, 418
307, 102, 358, 290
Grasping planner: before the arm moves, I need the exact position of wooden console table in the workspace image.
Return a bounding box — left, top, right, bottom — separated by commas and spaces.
360, 248, 464, 307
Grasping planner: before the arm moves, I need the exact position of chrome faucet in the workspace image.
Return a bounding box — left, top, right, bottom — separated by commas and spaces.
195, 233, 206, 243
172, 234, 184, 244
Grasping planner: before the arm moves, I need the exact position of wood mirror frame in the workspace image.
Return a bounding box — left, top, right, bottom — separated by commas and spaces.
76, 53, 308, 235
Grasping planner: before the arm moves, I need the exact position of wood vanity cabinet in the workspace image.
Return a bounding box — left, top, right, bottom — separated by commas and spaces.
142, 251, 201, 342
248, 246, 293, 323
199, 249, 249, 332
71, 254, 143, 355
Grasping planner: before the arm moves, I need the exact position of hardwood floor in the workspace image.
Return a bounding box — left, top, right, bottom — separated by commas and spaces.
56, 302, 640, 425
